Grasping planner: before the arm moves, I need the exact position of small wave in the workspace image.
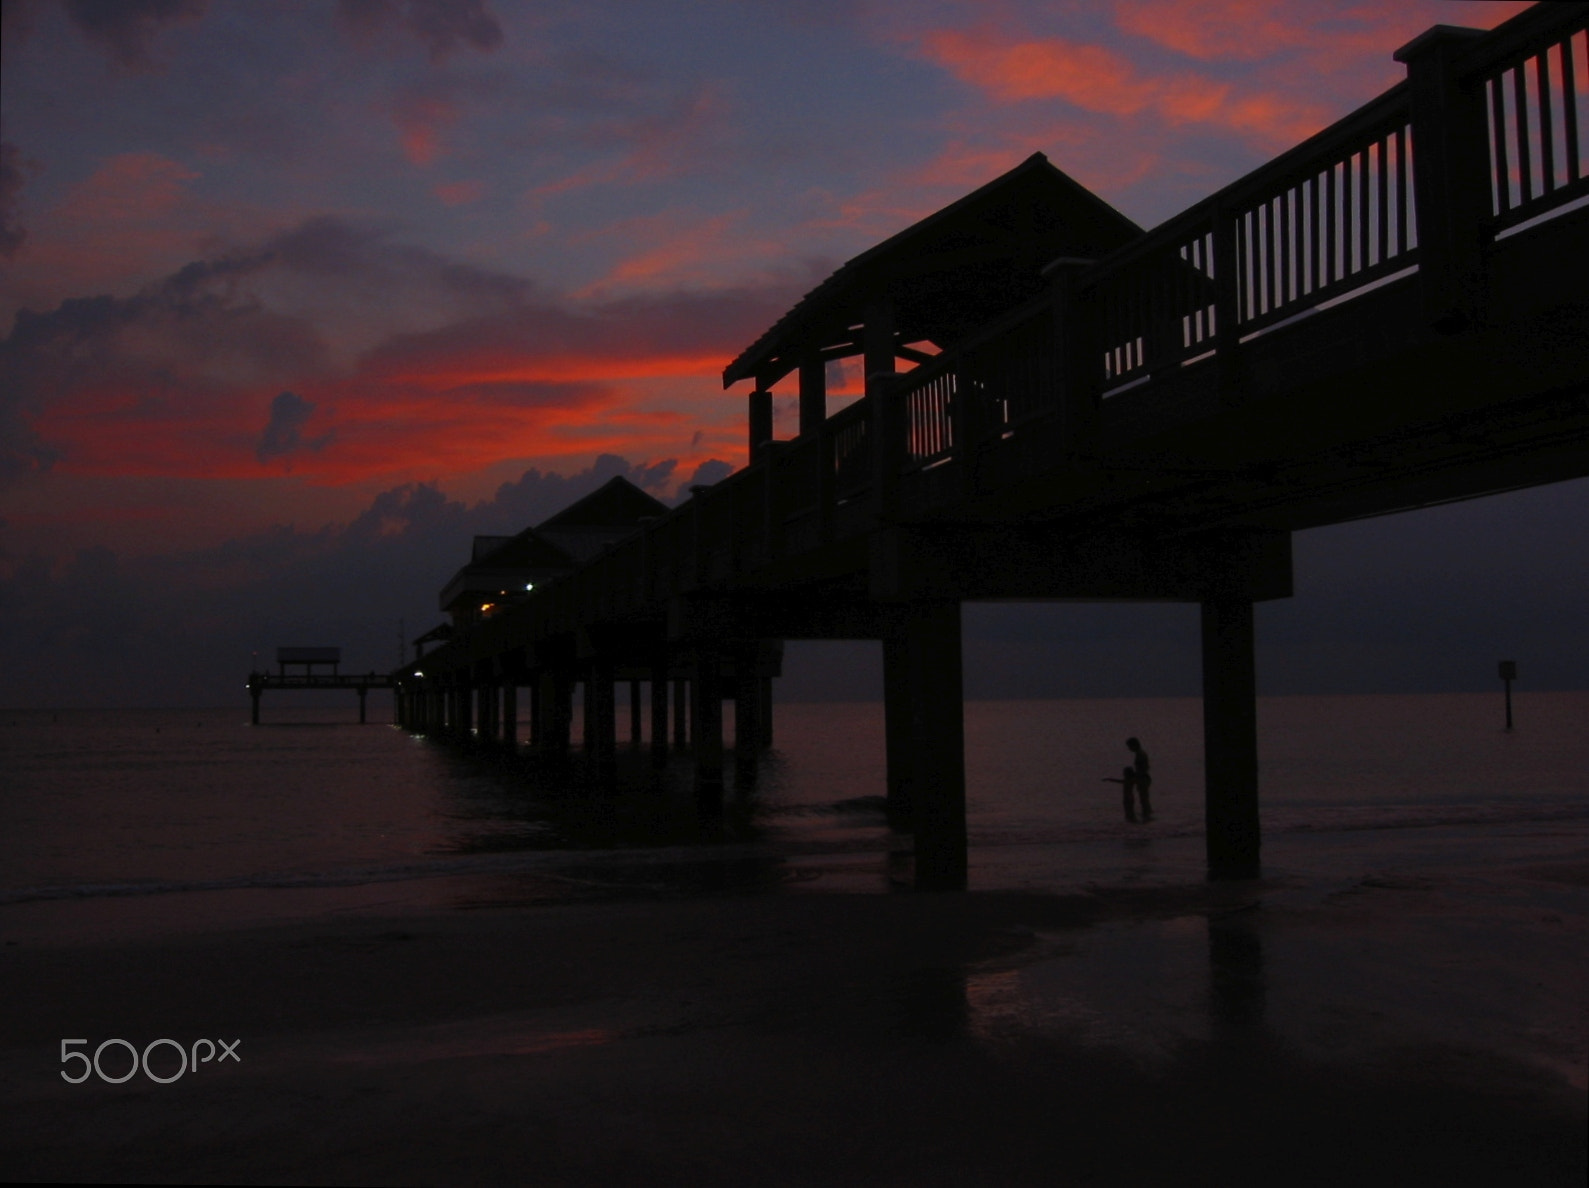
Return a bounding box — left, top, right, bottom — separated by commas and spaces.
0, 843, 775, 906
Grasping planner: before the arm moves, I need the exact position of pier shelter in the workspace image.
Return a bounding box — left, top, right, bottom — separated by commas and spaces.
249, 647, 393, 724
393, 3, 1589, 889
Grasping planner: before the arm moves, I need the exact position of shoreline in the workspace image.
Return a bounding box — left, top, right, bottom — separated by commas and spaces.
3, 821, 1585, 1185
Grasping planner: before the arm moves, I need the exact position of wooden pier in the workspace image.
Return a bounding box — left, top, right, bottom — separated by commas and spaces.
248, 648, 393, 724
392, 4, 1589, 888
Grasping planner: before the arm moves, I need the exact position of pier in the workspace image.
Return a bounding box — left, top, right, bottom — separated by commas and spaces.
248, 648, 393, 724
392, 5, 1589, 888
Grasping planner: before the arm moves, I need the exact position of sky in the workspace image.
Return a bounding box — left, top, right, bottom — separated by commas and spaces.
1, 0, 1583, 707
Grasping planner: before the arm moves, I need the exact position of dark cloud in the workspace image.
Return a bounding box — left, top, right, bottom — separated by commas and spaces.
686, 459, 733, 488
0, 452, 706, 704
0, 138, 33, 259
0, 0, 45, 53
256, 390, 331, 464
337, 0, 503, 64
263, 216, 535, 306
358, 284, 797, 384
0, 247, 328, 486
62, 0, 207, 71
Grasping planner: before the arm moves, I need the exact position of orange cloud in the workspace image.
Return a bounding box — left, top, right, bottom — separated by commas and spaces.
1112, 0, 1532, 66
915, 27, 1332, 148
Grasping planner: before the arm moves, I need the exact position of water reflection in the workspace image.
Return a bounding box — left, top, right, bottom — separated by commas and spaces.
893, 965, 972, 1042
1206, 904, 1266, 1030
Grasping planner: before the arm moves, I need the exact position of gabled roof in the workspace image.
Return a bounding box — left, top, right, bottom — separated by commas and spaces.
439, 526, 577, 613
722, 153, 1143, 388
536, 475, 668, 532
470, 529, 575, 571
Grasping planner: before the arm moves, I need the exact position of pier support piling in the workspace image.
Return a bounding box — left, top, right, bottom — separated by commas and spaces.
899, 602, 967, 890
733, 643, 761, 787
1201, 597, 1260, 880
502, 682, 518, 752
882, 635, 915, 819
673, 678, 689, 747
650, 660, 670, 764
538, 668, 572, 758
691, 653, 725, 810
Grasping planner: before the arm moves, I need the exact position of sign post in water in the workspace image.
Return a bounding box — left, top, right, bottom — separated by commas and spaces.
1498, 660, 1517, 732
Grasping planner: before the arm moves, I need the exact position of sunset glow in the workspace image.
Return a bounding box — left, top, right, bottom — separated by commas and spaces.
3, 0, 1575, 707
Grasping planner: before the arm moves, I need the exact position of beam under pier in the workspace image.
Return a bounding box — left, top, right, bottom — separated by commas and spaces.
1201, 597, 1260, 879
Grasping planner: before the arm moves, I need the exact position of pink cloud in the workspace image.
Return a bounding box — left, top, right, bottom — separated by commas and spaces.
391, 92, 461, 165
915, 27, 1332, 148
1111, 0, 1533, 66
434, 179, 485, 206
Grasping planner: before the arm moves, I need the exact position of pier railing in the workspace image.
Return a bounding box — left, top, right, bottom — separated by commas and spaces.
436, 2, 1586, 665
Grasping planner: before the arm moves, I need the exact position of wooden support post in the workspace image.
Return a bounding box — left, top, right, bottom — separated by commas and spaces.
1395, 26, 1492, 333
650, 660, 670, 764
749, 388, 774, 462
1044, 256, 1099, 456
733, 642, 760, 786
865, 299, 901, 520
904, 602, 967, 891
477, 683, 494, 744
758, 674, 774, 751
539, 669, 571, 757
502, 682, 518, 752
691, 652, 725, 810
673, 677, 689, 747
357, 685, 368, 725
629, 679, 643, 745
1201, 598, 1260, 880
798, 356, 826, 437
250, 685, 261, 726
592, 660, 617, 782
882, 635, 915, 819
527, 678, 541, 749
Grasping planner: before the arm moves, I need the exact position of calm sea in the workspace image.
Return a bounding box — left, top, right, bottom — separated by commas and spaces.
3, 693, 1586, 922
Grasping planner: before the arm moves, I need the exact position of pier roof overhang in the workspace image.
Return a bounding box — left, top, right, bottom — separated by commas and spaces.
722, 152, 1143, 389
439, 527, 575, 614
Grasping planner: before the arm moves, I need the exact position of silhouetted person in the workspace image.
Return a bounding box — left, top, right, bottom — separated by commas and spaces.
1103, 766, 1138, 822
1127, 737, 1152, 821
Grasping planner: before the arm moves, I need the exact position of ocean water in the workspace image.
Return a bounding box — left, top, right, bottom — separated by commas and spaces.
3, 693, 1586, 920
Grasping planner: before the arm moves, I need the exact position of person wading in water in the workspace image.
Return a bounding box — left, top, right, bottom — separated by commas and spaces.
1126, 737, 1152, 821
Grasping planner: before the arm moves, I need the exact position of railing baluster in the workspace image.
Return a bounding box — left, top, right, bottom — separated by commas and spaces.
1376, 136, 1390, 266
1513, 60, 1534, 204
1491, 72, 1512, 213
1562, 34, 1581, 183
1355, 146, 1369, 275
1395, 126, 1408, 255
1279, 190, 1293, 308
1539, 44, 1556, 191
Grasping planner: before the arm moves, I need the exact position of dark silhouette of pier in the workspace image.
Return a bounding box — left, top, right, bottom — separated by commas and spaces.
248, 648, 393, 724
389, 5, 1589, 888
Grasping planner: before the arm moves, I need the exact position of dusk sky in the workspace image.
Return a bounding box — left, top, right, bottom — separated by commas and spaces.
2, 0, 1584, 707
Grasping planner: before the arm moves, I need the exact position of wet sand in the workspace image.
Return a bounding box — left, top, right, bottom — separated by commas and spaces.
3, 826, 1586, 1186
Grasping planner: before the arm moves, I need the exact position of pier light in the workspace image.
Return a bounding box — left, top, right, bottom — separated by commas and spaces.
414, 670, 424, 678
525, 582, 535, 591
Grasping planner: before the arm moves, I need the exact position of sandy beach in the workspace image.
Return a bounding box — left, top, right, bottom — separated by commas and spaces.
3, 822, 1586, 1187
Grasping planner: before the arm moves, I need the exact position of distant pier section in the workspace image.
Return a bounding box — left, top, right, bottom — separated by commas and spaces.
247, 647, 392, 724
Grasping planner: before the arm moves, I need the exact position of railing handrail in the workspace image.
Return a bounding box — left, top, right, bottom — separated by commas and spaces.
1455, 0, 1586, 82
1078, 82, 1412, 290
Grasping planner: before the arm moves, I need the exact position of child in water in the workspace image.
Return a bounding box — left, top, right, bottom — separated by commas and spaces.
1103, 766, 1139, 823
